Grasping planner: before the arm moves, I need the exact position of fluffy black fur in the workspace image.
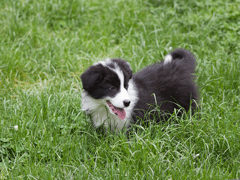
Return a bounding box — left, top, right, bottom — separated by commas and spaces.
132, 49, 198, 123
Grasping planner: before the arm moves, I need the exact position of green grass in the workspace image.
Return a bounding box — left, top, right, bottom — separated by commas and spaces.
1, 0, 240, 179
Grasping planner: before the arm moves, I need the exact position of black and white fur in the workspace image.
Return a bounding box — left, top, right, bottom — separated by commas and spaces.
80, 49, 198, 131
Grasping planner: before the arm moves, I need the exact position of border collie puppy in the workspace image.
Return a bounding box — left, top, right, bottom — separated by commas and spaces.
80, 49, 198, 131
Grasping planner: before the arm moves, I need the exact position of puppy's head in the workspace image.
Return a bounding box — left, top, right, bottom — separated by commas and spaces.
80, 59, 132, 120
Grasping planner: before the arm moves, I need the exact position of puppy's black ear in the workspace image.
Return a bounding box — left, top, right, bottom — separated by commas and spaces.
80, 64, 105, 92
112, 59, 132, 79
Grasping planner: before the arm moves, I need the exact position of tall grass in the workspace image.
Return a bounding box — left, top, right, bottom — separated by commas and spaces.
0, 0, 240, 179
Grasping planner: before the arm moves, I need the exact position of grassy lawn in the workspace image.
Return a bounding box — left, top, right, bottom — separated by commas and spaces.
1, 0, 240, 179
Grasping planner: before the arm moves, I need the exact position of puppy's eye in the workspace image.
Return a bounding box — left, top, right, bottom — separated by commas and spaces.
109, 86, 116, 90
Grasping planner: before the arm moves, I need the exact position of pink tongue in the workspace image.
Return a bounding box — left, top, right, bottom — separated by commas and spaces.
107, 101, 126, 120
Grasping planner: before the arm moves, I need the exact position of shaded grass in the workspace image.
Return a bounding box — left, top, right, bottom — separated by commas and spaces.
1, 0, 240, 179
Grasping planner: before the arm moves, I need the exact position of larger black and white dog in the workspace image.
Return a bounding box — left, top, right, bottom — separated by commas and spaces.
81, 49, 198, 131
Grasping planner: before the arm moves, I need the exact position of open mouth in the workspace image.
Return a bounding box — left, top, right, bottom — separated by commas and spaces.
106, 100, 126, 120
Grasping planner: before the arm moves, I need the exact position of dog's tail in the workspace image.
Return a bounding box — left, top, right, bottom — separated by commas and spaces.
164, 49, 196, 72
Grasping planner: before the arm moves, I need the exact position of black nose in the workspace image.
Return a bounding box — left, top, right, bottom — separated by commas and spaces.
123, 100, 131, 107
